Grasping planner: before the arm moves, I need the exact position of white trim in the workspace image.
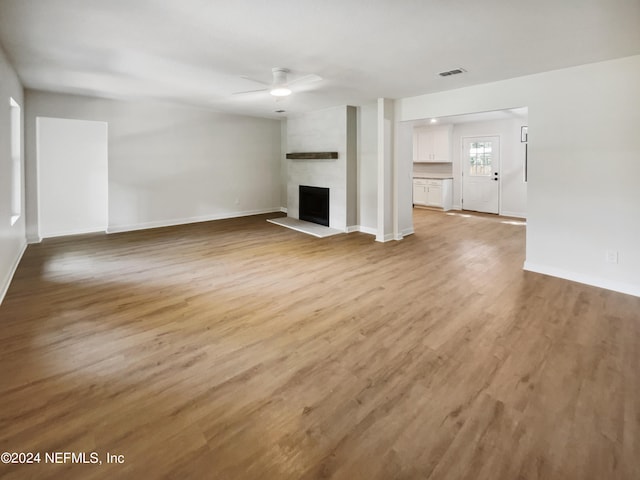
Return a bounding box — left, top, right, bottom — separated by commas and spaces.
375, 232, 395, 243
107, 208, 282, 234
27, 235, 42, 244
345, 225, 360, 233
452, 204, 462, 211
41, 228, 107, 239
0, 241, 27, 305
500, 210, 527, 219
357, 226, 377, 236
393, 227, 413, 241
280, 207, 288, 213
524, 261, 640, 298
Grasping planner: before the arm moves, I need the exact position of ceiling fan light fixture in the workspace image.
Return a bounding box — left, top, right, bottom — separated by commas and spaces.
270, 86, 291, 97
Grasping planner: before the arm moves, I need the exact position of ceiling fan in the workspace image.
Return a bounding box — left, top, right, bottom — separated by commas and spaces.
233, 67, 322, 98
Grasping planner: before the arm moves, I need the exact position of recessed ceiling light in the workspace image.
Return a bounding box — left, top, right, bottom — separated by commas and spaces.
430, 118, 437, 123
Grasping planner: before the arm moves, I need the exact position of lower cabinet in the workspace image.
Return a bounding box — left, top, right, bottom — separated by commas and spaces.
412, 178, 453, 211
412, 179, 428, 205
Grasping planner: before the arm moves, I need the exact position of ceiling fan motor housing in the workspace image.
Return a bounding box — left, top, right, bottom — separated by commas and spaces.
270, 68, 291, 96
272, 67, 289, 84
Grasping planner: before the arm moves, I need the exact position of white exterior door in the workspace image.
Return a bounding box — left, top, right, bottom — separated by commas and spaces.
462, 136, 500, 214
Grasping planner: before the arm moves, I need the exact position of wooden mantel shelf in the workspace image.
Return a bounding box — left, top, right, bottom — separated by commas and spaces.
286, 152, 338, 160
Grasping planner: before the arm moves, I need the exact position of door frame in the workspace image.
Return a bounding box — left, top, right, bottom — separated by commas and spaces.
460, 134, 502, 215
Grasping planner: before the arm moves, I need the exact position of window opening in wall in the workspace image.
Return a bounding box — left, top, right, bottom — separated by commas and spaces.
9, 98, 21, 226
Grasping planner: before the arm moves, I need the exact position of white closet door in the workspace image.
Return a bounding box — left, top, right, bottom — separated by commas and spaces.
37, 117, 108, 238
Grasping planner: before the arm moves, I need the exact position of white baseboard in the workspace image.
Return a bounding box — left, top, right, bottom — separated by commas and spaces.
357, 226, 377, 236
523, 261, 640, 298
27, 235, 42, 244
280, 207, 288, 213
107, 208, 282, 234
41, 228, 107, 239
375, 233, 395, 243
345, 225, 360, 233
452, 204, 462, 211
501, 210, 527, 219
401, 227, 415, 237
0, 241, 27, 305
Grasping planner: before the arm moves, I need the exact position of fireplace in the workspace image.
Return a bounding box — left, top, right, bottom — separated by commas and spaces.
299, 185, 329, 227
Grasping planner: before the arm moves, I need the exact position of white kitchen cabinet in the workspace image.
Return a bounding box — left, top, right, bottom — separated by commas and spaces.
412, 179, 428, 205
413, 178, 453, 211
426, 181, 442, 206
413, 125, 453, 163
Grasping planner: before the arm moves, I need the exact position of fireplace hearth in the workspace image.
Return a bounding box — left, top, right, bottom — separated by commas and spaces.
299, 185, 329, 227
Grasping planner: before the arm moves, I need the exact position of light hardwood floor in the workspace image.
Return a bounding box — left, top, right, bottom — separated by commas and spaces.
0, 209, 638, 479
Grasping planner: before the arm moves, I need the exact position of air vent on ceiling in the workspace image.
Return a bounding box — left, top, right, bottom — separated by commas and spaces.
439, 68, 466, 77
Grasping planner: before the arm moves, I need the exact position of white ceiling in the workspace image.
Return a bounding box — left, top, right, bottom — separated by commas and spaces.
0, 0, 638, 119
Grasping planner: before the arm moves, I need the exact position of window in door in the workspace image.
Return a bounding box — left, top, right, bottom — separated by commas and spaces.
468, 141, 493, 176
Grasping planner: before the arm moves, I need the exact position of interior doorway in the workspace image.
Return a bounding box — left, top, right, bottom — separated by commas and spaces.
403, 107, 528, 224
37, 117, 108, 238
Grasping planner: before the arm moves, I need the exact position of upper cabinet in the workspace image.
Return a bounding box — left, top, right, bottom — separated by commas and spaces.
413, 125, 453, 163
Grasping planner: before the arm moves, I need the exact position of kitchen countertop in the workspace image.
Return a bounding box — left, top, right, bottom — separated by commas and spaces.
413, 174, 454, 179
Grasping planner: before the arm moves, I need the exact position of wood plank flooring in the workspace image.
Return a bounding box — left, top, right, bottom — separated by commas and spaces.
0, 209, 639, 479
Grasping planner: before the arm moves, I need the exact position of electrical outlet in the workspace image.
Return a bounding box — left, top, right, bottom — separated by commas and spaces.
606, 250, 618, 264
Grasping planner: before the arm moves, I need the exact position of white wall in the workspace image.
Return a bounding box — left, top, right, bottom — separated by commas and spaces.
286, 105, 357, 231
451, 117, 527, 217
397, 55, 640, 297
396, 121, 413, 238
378, 99, 395, 242
25, 90, 282, 237
357, 102, 378, 234
0, 46, 26, 303
37, 117, 108, 237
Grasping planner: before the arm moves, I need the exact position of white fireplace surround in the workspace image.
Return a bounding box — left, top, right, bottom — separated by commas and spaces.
286, 105, 357, 231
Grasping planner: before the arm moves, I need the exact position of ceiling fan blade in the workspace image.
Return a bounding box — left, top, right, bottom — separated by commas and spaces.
289, 74, 322, 86
240, 75, 271, 86
232, 88, 268, 95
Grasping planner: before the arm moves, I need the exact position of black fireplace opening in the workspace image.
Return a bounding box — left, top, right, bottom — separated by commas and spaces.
299, 185, 329, 227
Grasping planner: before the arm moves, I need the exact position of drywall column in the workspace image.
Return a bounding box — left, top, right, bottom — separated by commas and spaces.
346, 106, 358, 229
280, 118, 288, 211
376, 98, 394, 242
396, 120, 414, 238
356, 102, 378, 234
